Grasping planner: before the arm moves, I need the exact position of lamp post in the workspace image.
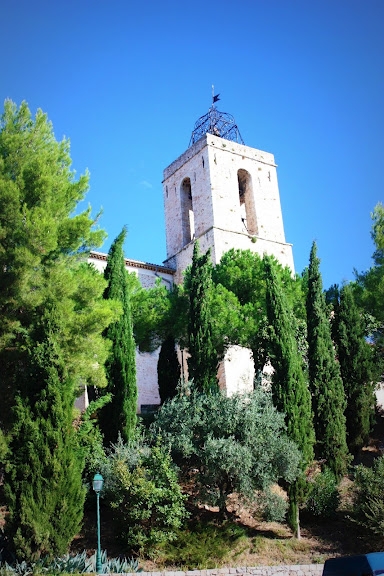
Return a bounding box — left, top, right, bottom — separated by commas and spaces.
92, 473, 104, 574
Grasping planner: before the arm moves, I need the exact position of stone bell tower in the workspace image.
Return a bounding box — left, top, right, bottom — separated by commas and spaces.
163, 102, 294, 284
162, 101, 294, 394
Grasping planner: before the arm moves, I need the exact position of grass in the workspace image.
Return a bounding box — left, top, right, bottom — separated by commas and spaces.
154, 521, 249, 569
71, 478, 381, 572
138, 518, 348, 571
134, 496, 379, 572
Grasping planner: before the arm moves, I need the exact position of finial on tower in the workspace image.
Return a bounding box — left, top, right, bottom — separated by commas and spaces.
189, 91, 244, 147
212, 85, 220, 104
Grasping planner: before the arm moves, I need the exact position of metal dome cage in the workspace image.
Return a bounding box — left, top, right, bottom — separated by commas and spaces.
189, 104, 244, 147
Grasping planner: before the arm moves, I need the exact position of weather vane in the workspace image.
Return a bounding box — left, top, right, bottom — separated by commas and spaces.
212, 85, 220, 105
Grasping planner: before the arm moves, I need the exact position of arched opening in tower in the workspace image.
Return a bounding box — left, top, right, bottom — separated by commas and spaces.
181, 177, 195, 246
238, 169, 257, 235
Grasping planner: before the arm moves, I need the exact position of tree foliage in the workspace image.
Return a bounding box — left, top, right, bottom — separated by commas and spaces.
331, 284, 375, 453
98, 437, 187, 551
0, 100, 117, 559
263, 254, 314, 535
264, 254, 314, 466
4, 312, 85, 561
0, 100, 118, 430
213, 249, 306, 373
99, 227, 137, 444
306, 242, 349, 477
354, 202, 384, 364
152, 383, 300, 520
0, 100, 108, 348
186, 243, 218, 392
128, 273, 178, 352
157, 335, 181, 404
214, 249, 304, 315
353, 456, 384, 537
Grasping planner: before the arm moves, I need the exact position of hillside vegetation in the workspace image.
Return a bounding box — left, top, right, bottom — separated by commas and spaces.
1, 100, 383, 571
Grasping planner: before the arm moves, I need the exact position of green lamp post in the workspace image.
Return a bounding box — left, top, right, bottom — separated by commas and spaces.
92, 473, 104, 573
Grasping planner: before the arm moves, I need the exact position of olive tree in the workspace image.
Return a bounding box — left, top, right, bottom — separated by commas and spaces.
152, 383, 301, 520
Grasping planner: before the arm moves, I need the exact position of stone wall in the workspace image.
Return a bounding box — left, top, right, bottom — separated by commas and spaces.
220, 345, 255, 396
117, 565, 324, 576
88, 128, 296, 405
88, 252, 175, 411
162, 133, 294, 280
162, 134, 295, 395
89, 251, 175, 287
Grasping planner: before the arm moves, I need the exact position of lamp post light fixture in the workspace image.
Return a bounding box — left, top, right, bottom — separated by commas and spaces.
92, 473, 104, 574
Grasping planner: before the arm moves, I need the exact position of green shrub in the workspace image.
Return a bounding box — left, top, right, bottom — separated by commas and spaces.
353, 455, 384, 536
258, 489, 288, 522
0, 429, 8, 465
305, 468, 340, 519
158, 521, 247, 569
102, 437, 187, 552
77, 396, 110, 482
87, 550, 139, 573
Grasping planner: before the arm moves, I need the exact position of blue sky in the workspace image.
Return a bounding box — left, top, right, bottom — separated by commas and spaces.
2, 0, 383, 288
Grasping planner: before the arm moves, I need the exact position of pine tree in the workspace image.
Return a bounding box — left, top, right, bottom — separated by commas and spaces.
157, 335, 181, 403
0, 101, 117, 559
186, 242, 218, 392
212, 248, 306, 374
264, 255, 315, 536
332, 284, 375, 453
99, 227, 137, 444
354, 203, 384, 367
0, 102, 116, 430
306, 242, 349, 477
4, 312, 85, 561
0, 100, 108, 352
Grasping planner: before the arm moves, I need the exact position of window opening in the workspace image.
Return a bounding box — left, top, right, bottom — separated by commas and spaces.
238, 169, 257, 235
181, 177, 195, 246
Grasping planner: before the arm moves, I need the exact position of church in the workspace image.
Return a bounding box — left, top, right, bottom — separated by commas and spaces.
88, 100, 294, 413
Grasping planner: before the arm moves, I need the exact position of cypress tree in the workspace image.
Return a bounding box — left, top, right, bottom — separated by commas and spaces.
306, 242, 349, 477
4, 313, 85, 561
187, 242, 218, 392
332, 284, 375, 453
264, 255, 315, 536
157, 334, 181, 404
99, 227, 137, 444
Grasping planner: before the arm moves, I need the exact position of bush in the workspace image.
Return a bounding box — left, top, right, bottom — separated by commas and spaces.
0, 430, 8, 465
101, 436, 187, 552
157, 521, 248, 569
353, 455, 384, 536
76, 398, 110, 495
305, 468, 340, 519
258, 489, 288, 522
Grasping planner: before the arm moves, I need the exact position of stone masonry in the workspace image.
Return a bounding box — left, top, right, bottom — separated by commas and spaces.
116, 564, 324, 576
162, 133, 294, 396
88, 251, 175, 412
163, 133, 294, 282
87, 121, 295, 407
